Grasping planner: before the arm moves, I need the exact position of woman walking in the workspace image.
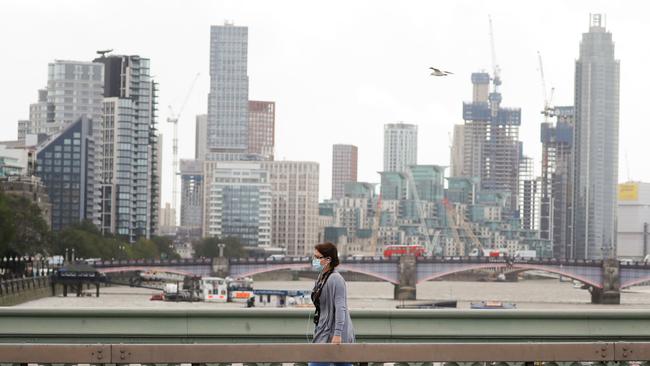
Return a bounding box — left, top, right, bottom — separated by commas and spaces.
309, 242, 355, 366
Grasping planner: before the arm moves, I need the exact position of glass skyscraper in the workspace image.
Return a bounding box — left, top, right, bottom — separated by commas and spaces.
207, 162, 271, 248
94, 54, 160, 241
36, 117, 96, 231
207, 22, 249, 154
573, 14, 620, 259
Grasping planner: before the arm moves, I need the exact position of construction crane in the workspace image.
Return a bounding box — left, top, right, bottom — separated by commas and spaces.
487, 15, 503, 119
488, 15, 501, 93
167, 73, 200, 213
443, 199, 464, 256
456, 207, 483, 253
537, 51, 556, 120
404, 167, 433, 253
442, 199, 483, 256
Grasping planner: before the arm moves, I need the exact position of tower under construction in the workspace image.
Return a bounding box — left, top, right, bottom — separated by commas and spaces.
456, 72, 522, 215
539, 106, 575, 259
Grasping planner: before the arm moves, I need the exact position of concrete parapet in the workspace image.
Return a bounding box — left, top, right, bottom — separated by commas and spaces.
0, 277, 57, 306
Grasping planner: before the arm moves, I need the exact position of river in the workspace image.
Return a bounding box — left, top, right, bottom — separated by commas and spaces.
14, 278, 650, 309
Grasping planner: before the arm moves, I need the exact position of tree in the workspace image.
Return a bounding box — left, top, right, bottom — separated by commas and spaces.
0, 192, 15, 256
193, 236, 245, 258
52, 220, 131, 260
130, 238, 159, 259
6, 195, 52, 255
151, 236, 180, 260
0, 192, 51, 257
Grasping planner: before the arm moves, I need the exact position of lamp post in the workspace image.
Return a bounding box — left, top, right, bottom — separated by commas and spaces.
118, 245, 126, 260
217, 243, 226, 258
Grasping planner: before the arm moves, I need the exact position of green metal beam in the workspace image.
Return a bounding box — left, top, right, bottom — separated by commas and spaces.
1, 309, 650, 343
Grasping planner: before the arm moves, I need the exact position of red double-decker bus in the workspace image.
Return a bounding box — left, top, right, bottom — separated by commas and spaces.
383, 245, 426, 257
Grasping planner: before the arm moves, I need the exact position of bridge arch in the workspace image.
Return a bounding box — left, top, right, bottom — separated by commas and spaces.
621, 276, 650, 289
97, 266, 198, 277
338, 264, 399, 284
233, 263, 399, 284
233, 263, 311, 278
417, 263, 603, 288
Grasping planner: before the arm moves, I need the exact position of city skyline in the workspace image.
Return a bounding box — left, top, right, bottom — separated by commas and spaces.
1, 1, 646, 206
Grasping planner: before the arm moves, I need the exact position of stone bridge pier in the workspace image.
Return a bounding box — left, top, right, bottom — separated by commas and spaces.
394, 255, 416, 300
212, 257, 229, 278
591, 258, 620, 304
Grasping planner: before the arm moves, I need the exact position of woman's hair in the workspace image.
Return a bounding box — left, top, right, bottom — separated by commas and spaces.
315, 242, 340, 268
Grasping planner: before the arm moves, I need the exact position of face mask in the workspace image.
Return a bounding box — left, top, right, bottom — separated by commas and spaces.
312, 258, 323, 271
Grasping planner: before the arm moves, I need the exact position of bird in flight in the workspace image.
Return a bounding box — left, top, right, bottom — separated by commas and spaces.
429, 67, 453, 76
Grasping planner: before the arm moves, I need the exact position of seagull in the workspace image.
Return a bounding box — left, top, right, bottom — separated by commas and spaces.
429, 67, 453, 76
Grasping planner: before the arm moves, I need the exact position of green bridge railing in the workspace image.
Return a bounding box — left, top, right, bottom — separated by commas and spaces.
1, 308, 650, 343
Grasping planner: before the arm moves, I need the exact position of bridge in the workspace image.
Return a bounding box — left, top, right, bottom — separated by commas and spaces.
90, 256, 650, 304
2, 308, 650, 364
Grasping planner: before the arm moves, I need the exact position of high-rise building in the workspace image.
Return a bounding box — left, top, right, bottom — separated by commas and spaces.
207, 22, 249, 155
94, 54, 160, 241
617, 182, 650, 259
518, 156, 540, 232
35, 117, 97, 231
17, 120, 31, 144
29, 90, 49, 136
159, 202, 176, 236
446, 177, 478, 206
195, 115, 207, 160
459, 72, 522, 212
456, 73, 490, 180
247, 101, 275, 160
383, 123, 417, 173
180, 159, 204, 232
261, 161, 319, 256
379, 171, 407, 201
573, 14, 620, 259
30, 61, 104, 136
540, 106, 575, 259
408, 165, 445, 202
206, 162, 271, 247
331, 144, 358, 200
449, 124, 464, 177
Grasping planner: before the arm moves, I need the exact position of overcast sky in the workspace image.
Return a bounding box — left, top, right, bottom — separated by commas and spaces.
1, 0, 647, 206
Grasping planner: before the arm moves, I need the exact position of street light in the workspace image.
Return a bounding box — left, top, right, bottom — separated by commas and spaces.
217, 243, 226, 258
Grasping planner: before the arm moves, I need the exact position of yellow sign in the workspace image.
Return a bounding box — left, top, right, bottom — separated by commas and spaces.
619, 183, 638, 201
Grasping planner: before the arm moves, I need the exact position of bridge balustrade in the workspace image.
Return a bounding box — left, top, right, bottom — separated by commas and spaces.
1, 342, 649, 364
3, 308, 650, 364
